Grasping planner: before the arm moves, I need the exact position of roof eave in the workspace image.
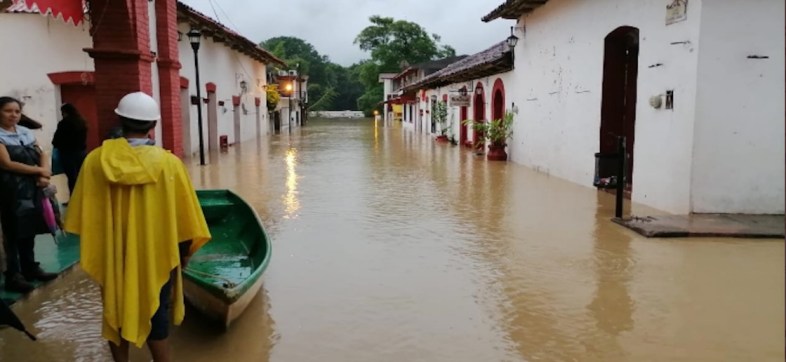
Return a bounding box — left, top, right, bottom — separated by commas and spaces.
407, 55, 514, 92
481, 0, 550, 22
176, 2, 286, 67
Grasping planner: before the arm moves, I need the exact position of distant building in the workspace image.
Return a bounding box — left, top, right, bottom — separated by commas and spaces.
403, 42, 513, 147
378, 73, 398, 123
382, 56, 467, 132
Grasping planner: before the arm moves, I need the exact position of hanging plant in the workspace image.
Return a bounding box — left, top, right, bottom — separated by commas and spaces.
266, 86, 280, 112
432, 101, 449, 135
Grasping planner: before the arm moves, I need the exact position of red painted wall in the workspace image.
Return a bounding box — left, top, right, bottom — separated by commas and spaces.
155, 0, 183, 157
85, 0, 153, 144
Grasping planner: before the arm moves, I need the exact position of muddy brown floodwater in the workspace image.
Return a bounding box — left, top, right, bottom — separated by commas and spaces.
1, 118, 783, 361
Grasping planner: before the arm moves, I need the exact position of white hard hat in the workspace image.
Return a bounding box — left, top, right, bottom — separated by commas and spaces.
114, 92, 161, 121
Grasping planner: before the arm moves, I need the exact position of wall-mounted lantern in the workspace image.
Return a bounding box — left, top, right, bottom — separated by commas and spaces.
506, 26, 520, 49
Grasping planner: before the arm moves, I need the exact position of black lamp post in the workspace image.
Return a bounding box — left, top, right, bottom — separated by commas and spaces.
286, 81, 293, 133
188, 28, 206, 166
300, 84, 306, 126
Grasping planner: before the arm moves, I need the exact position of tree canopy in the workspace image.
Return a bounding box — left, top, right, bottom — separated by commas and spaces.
258, 17, 455, 116
354, 16, 456, 73
353, 16, 456, 115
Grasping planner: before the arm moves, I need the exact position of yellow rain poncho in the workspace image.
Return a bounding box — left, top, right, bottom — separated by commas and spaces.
64, 139, 211, 347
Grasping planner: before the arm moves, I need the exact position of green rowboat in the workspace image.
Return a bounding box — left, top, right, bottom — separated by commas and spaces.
183, 189, 272, 328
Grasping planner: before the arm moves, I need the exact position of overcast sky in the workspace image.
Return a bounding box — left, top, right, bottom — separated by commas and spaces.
179, 0, 513, 66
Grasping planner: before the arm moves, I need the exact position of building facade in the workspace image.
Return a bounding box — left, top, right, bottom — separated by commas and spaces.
480, 0, 784, 214
0, 0, 285, 159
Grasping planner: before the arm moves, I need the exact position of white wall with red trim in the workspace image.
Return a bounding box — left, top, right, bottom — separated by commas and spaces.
177, 22, 270, 157
505, 0, 783, 214
0, 12, 93, 152
416, 71, 518, 151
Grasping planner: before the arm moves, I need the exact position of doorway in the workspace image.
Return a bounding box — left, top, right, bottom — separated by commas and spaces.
491, 78, 505, 121
472, 83, 485, 148
459, 106, 468, 146
60, 84, 99, 150
459, 86, 468, 145
599, 26, 639, 190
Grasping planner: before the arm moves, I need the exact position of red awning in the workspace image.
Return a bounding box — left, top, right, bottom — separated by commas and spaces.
11, 0, 85, 25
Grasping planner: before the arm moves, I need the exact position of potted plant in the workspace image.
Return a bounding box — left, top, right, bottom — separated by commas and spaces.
463, 111, 514, 161
433, 100, 449, 142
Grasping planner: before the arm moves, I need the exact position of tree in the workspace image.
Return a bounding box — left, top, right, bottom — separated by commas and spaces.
353, 16, 455, 115
330, 62, 365, 111
260, 36, 363, 112
355, 16, 456, 72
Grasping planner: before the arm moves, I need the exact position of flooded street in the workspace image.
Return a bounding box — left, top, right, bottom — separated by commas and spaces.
1, 118, 783, 361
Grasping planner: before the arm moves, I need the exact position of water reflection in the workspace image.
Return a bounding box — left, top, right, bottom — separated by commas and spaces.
283, 147, 300, 219
582, 192, 635, 360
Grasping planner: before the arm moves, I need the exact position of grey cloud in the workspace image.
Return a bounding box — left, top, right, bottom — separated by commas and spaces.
181, 0, 512, 66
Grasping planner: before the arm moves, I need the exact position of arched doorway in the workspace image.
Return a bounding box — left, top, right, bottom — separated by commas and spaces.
459, 86, 468, 146
599, 26, 639, 190
491, 78, 505, 121
472, 82, 485, 148
48, 71, 100, 150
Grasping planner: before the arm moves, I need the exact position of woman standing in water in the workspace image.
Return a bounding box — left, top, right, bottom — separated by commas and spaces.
52, 103, 88, 194
0, 97, 58, 293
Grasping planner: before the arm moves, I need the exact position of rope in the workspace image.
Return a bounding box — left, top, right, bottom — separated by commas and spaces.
184, 268, 237, 288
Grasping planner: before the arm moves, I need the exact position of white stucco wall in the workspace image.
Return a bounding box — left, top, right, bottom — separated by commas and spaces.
0, 13, 93, 153
510, 0, 704, 213
178, 23, 269, 155
380, 76, 396, 123
428, 72, 519, 149
690, 0, 785, 214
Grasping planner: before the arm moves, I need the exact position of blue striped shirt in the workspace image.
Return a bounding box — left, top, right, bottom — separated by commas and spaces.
0, 125, 36, 146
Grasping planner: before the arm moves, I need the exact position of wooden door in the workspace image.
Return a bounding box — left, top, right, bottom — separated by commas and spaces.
599, 26, 639, 188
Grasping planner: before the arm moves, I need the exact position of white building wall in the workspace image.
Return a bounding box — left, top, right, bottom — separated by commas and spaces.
511, 0, 704, 213
0, 14, 93, 153
178, 23, 268, 155
249, 61, 269, 136
380, 77, 396, 123
431, 72, 518, 148
402, 102, 415, 130
691, 0, 785, 214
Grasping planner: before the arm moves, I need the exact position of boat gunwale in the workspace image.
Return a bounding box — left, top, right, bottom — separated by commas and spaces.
184, 189, 272, 304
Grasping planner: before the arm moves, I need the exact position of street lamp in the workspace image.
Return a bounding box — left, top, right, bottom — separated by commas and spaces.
188, 28, 206, 166
506, 26, 520, 49
507, 26, 520, 62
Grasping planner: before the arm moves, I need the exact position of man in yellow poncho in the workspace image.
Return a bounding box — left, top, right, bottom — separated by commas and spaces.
64, 92, 211, 362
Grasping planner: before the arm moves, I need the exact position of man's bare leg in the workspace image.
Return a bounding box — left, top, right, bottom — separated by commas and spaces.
147, 339, 171, 362
108, 340, 129, 362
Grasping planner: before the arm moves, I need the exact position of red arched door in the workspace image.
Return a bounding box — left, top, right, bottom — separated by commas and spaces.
491, 78, 505, 121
